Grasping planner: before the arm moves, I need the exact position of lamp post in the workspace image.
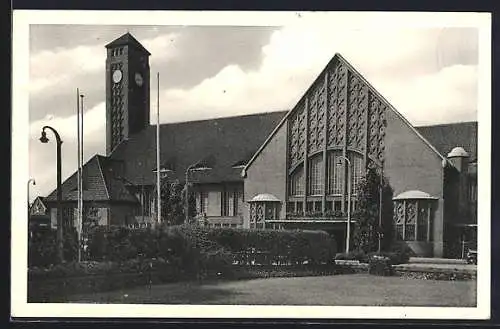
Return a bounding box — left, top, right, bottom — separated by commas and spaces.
378, 172, 384, 254
40, 126, 64, 263
185, 163, 211, 224
152, 167, 173, 226
27, 178, 36, 217
338, 155, 352, 253
27, 178, 36, 238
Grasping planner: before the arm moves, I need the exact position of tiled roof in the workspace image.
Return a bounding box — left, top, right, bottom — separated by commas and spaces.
44, 155, 138, 203
110, 111, 288, 186
415, 121, 478, 161
105, 32, 151, 55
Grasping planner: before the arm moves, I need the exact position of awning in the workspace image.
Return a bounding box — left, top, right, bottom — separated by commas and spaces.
393, 190, 438, 200
248, 193, 281, 202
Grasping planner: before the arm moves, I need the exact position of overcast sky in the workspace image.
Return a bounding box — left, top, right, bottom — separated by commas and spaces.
27, 21, 479, 201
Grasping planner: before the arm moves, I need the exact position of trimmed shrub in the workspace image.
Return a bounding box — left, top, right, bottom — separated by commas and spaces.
205, 227, 337, 265
28, 228, 79, 267
334, 251, 368, 263
368, 256, 394, 276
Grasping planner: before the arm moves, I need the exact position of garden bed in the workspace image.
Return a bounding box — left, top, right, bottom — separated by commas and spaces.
393, 265, 476, 281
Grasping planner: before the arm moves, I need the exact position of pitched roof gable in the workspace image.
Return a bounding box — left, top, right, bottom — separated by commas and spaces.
110, 111, 287, 185
45, 155, 109, 202
244, 53, 448, 172
105, 32, 151, 55
44, 155, 138, 203
415, 121, 478, 161
29, 196, 47, 216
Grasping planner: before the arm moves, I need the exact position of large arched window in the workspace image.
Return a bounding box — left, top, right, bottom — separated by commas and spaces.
327, 151, 343, 195
349, 152, 363, 195
289, 165, 305, 196
307, 155, 323, 196
326, 151, 363, 196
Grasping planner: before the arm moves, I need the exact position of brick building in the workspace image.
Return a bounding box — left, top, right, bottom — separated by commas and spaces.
44, 32, 477, 258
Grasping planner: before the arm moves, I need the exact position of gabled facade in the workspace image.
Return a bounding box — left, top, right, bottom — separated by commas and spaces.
43, 33, 477, 258
242, 54, 477, 258
29, 196, 50, 231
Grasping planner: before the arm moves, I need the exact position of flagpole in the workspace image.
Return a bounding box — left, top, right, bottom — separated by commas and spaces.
156, 72, 161, 225
76, 88, 81, 262
80, 93, 85, 261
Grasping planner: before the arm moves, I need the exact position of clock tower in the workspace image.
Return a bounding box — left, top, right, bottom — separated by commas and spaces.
105, 32, 151, 155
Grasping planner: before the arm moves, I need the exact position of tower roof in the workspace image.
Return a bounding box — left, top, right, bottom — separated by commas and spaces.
105, 32, 151, 55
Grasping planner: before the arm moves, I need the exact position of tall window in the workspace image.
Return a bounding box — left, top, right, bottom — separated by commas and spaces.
308, 156, 323, 195
290, 165, 305, 196
393, 199, 434, 242
327, 151, 343, 195
222, 188, 240, 216
468, 179, 477, 202
349, 153, 363, 194
199, 190, 208, 215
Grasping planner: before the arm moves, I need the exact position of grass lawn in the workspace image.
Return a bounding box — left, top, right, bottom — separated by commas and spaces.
66, 274, 476, 307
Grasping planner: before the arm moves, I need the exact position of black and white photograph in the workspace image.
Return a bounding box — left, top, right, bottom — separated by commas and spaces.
11, 10, 491, 319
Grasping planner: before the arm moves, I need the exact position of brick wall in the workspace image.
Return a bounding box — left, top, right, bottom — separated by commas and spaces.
243, 122, 288, 228
384, 109, 445, 257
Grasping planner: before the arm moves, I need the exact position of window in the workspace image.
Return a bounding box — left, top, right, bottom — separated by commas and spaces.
469, 179, 477, 202
327, 151, 343, 195
222, 188, 239, 216
199, 190, 208, 215
393, 199, 434, 242
349, 153, 364, 195
290, 166, 305, 196
308, 156, 323, 195
249, 201, 280, 229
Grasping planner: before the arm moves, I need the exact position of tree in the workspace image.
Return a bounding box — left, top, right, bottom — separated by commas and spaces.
352, 168, 393, 253
160, 179, 185, 225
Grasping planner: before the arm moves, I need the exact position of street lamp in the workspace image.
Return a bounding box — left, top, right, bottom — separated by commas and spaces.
27, 178, 36, 217
27, 178, 36, 238
338, 155, 352, 253
185, 163, 211, 224
40, 126, 64, 263
152, 166, 173, 225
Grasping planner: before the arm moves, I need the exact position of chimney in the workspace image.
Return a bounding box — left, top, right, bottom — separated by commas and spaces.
447, 146, 470, 220
447, 146, 469, 173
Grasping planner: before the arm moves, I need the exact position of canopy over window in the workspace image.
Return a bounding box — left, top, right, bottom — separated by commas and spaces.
393, 190, 438, 201
249, 193, 281, 203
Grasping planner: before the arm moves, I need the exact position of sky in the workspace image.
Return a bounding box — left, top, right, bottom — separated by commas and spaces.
27, 20, 480, 202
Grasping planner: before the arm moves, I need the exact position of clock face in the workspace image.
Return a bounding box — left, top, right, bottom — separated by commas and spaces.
135, 72, 144, 87
112, 70, 123, 83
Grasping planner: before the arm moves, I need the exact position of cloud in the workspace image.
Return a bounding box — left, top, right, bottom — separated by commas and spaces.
152, 25, 478, 125
28, 24, 479, 199
29, 102, 106, 198
30, 32, 180, 96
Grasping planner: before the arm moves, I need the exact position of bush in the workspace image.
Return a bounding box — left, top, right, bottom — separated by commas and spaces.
334, 251, 368, 262
205, 227, 337, 265
368, 256, 394, 276
28, 228, 79, 267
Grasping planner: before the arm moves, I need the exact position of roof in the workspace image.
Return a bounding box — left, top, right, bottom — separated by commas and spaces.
393, 190, 438, 200
45, 155, 138, 203
105, 32, 151, 55
244, 53, 450, 171
415, 121, 477, 161
110, 111, 287, 185
29, 196, 47, 216
248, 193, 281, 202
447, 146, 469, 158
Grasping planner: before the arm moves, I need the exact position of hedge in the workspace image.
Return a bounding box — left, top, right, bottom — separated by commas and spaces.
205, 227, 337, 264
334, 243, 414, 265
